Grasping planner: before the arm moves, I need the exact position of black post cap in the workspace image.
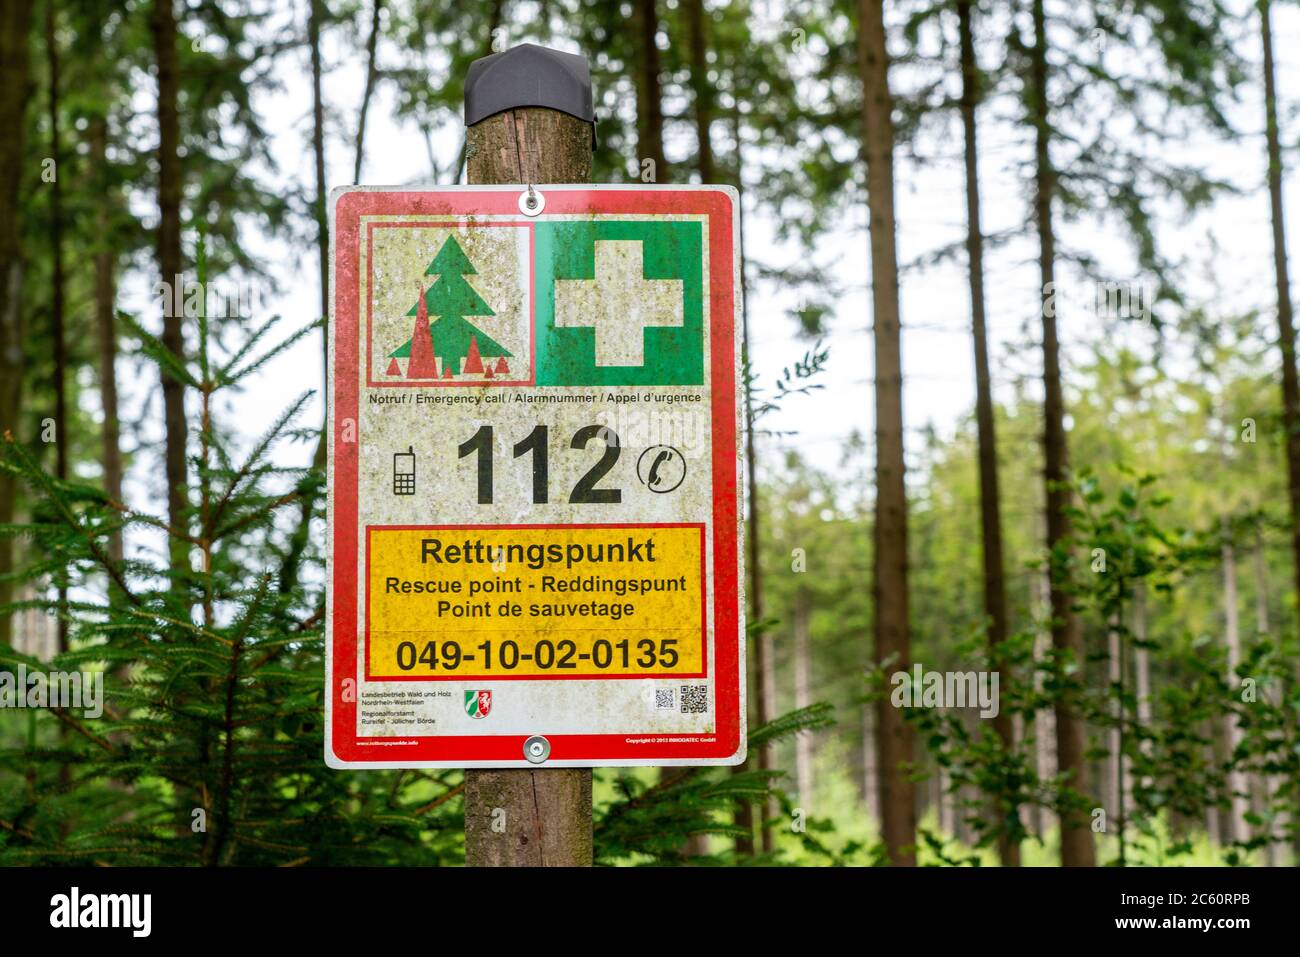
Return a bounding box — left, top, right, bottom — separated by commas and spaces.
464, 43, 596, 137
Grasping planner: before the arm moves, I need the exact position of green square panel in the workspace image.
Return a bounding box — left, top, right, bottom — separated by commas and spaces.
535, 220, 705, 385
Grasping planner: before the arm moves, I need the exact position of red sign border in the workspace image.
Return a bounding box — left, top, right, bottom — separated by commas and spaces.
328, 186, 742, 766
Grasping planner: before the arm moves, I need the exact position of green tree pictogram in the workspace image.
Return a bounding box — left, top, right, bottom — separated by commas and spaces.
389, 236, 510, 375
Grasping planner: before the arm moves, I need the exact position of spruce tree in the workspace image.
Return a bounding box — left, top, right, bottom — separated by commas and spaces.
0, 308, 461, 865
0, 291, 828, 863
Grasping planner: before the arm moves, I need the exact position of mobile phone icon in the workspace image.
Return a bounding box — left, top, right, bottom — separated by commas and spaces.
393, 447, 416, 495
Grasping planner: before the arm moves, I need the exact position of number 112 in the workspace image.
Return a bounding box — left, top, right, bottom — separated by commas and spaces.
457, 424, 622, 505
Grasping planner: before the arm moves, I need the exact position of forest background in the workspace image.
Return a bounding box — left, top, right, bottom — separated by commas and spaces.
0, 0, 1298, 867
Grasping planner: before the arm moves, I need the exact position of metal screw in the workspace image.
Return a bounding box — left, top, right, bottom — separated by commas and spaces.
518, 186, 545, 216
524, 735, 550, 763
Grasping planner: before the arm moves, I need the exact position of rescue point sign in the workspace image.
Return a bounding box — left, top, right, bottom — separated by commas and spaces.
326, 185, 746, 768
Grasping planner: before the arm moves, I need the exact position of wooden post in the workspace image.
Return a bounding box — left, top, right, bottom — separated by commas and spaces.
462, 91, 594, 867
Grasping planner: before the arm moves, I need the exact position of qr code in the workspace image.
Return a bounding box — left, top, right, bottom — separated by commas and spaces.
680, 685, 708, 714
655, 689, 675, 710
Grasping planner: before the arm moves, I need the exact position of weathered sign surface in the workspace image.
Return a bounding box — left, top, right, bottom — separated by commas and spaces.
326, 185, 745, 768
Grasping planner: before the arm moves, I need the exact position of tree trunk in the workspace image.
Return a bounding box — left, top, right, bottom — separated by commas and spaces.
464, 769, 592, 867
731, 104, 759, 856
352, 0, 383, 185
280, 0, 334, 599
1105, 616, 1120, 821
1259, 0, 1300, 649
686, 0, 714, 183
152, 0, 187, 553
1259, 0, 1300, 866
667, 8, 716, 856
633, 0, 666, 180
758, 611, 776, 853
91, 116, 131, 747
859, 0, 916, 867
1028, 0, 1095, 867
862, 704, 880, 823
44, 0, 68, 660
1033, 562, 1058, 839
310, 0, 329, 343
929, 764, 942, 832
1106, 610, 1130, 864
960, 781, 979, 846
958, 0, 1018, 866
307, 0, 329, 464
452, 0, 506, 185
91, 119, 124, 568
737, 277, 763, 855
1132, 584, 1151, 795
1207, 715, 1228, 845
793, 588, 813, 807
44, 2, 65, 489
1221, 521, 1250, 847
938, 765, 955, 836
1013, 711, 1032, 834
0, 0, 33, 650
463, 106, 593, 867
1253, 526, 1270, 636
1253, 528, 1284, 865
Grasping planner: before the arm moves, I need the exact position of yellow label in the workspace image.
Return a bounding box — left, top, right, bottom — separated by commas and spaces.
366, 525, 704, 678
